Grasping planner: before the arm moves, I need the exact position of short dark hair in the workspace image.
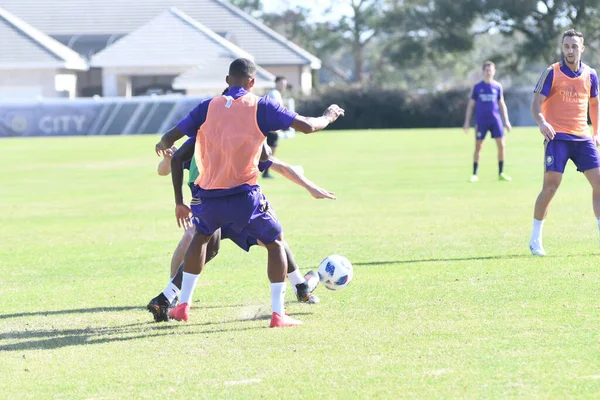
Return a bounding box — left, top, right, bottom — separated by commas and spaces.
482, 60, 495, 70
275, 76, 286, 83
229, 58, 256, 79
563, 29, 584, 43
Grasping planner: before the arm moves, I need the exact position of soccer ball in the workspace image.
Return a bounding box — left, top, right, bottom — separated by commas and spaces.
317, 255, 353, 290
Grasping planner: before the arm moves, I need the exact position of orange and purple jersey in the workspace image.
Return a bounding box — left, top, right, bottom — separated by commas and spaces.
534, 59, 599, 141
178, 86, 296, 197
194, 92, 264, 193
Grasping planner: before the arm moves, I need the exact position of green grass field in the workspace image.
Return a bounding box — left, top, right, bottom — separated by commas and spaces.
2, 128, 600, 398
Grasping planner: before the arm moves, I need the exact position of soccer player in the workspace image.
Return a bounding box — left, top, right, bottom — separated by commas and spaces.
155, 58, 344, 327
262, 76, 288, 178
529, 29, 600, 256
463, 61, 512, 182
147, 141, 336, 322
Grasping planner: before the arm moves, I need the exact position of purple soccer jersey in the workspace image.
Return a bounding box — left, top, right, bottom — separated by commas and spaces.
471, 81, 503, 124
534, 59, 599, 141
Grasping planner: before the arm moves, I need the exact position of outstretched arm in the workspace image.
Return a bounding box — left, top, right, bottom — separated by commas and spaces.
291, 104, 345, 134
269, 158, 336, 200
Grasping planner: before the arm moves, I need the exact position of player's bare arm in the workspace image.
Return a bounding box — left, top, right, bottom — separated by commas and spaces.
498, 88, 512, 132
155, 126, 186, 156
531, 92, 555, 141
590, 96, 600, 146
260, 142, 272, 161
463, 99, 475, 134
157, 146, 177, 176
291, 104, 344, 133
170, 141, 194, 228
269, 158, 336, 200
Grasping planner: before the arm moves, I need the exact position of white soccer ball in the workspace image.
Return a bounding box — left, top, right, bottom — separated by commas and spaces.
317, 255, 353, 290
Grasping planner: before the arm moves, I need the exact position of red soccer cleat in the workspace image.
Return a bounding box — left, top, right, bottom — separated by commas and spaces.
168, 303, 190, 322
269, 312, 303, 328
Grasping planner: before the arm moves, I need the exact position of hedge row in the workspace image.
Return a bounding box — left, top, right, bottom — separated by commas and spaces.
296, 87, 471, 130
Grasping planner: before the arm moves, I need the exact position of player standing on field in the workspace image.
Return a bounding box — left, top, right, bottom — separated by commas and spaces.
463, 61, 512, 182
529, 29, 600, 256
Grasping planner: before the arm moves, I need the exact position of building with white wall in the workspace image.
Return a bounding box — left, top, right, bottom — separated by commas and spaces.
0, 0, 321, 99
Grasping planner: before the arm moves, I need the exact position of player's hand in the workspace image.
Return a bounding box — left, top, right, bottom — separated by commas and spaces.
308, 186, 337, 200
505, 121, 512, 132
538, 121, 556, 141
175, 204, 192, 229
463, 122, 470, 134
155, 140, 169, 157
594, 135, 600, 147
163, 145, 178, 158
323, 104, 345, 123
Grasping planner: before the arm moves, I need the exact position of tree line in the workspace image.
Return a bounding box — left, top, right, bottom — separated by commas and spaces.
230, 0, 600, 89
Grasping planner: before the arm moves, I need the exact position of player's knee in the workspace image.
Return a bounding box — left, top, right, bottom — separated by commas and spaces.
207, 237, 220, 261
543, 182, 560, 195
183, 226, 195, 241
263, 235, 284, 249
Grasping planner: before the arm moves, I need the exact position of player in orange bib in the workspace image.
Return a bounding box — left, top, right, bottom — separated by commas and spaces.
156, 58, 344, 327
530, 29, 600, 255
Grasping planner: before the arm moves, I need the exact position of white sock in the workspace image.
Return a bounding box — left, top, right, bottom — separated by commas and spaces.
531, 218, 544, 243
287, 269, 305, 286
162, 282, 180, 304
270, 282, 286, 316
597, 217, 600, 233
180, 272, 200, 306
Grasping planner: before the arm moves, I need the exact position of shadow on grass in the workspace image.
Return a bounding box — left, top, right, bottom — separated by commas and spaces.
0, 303, 267, 320
0, 316, 284, 352
353, 253, 600, 266
0, 307, 141, 320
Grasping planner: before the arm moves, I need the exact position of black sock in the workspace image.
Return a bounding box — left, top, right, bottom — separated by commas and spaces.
473, 162, 479, 175
171, 263, 184, 289
499, 161, 504, 175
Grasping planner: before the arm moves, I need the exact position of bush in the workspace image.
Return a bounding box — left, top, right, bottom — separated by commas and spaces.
296, 87, 471, 130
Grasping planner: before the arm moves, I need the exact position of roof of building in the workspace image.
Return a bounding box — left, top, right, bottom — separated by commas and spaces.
90, 8, 255, 68
1, 0, 321, 68
173, 59, 275, 91
0, 7, 87, 70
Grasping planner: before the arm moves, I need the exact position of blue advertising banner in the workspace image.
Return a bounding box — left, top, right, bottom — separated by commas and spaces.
0, 96, 206, 137
0, 103, 103, 137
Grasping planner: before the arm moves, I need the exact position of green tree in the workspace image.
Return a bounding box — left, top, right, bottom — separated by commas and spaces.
382, 0, 600, 67
228, 0, 263, 17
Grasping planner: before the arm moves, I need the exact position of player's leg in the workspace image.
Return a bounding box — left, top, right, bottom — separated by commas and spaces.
492, 121, 510, 181
282, 240, 320, 303
242, 189, 302, 327
574, 140, 600, 243
169, 201, 220, 322
583, 167, 600, 217
254, 237, 319, 303
530, 141, 568, 256
262, 132, 278, 178
169, 226, 195, 278
471, 125, 486, 182
147, 230, 222, 322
